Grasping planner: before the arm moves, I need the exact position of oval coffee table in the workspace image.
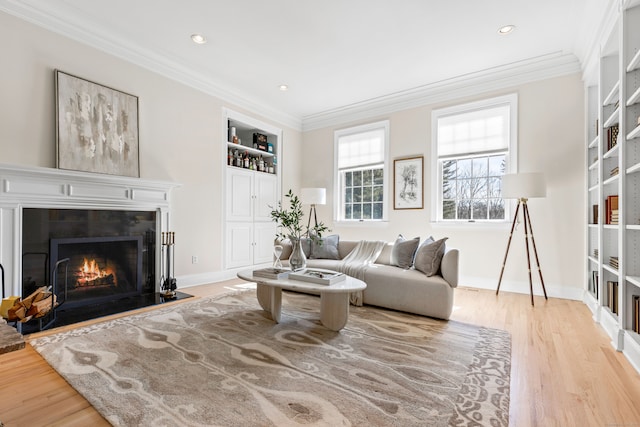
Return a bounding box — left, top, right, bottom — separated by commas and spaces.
237, 270, 366, 331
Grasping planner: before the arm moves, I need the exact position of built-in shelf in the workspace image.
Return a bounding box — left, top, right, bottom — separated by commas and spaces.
627, 276, 640, 287
604, 264, 620, 275
589, 183, 599, 192
604, 81, 621, 105
604, 224, 620, 230
604, 144, 620, 158
588, 223, 599, 229
627, 49, 640, 72
627, 225, 640, 230
627, 85, 640, 106
589, 136, 599, 148
589, 255, 599, 263
589, 159, 599, 170
604, 174, 619, 185
628, 124, 640, 141
627, 162, 640, 174
226, 142, 275, 158
603, 107, 620, 127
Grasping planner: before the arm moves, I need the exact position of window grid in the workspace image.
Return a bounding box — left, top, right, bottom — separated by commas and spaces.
441, 154, 506, 221
342, 166, 384, 220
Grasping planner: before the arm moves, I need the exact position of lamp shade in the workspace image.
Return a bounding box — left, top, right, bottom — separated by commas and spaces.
300, 188, 326, 205
501, 173, 546, 199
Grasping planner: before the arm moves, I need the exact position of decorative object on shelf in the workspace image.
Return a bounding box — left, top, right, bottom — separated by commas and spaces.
161, 232, 177, 298
270, 189, 329, 271
497, 172, 548, 306
394, 156, 424, 209
55, 70, 139, 177
300, 187, 326, 229
253, 133, 268, 151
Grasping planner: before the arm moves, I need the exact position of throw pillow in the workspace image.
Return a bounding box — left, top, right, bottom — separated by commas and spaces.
390, 234, 420, 269
309, 234, 340, 259
414, 237, 448, 277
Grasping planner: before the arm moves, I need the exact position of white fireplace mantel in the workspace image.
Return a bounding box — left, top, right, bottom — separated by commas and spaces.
0, 163, 181, 297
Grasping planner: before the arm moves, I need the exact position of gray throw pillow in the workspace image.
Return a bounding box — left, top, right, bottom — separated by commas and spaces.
414, 237, 448, 277
309, 234, 340, 259
390, 234, 420, 269
300, 238, 312, 258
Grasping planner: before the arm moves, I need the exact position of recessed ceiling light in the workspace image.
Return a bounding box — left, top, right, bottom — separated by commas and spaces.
279, 84, 289, 91
498, 25, 516, 35
191, 34, 207, 44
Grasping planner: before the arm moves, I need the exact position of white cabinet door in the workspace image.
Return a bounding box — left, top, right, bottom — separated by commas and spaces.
254, 174, 277, 221
254, 222, 277, 264
226, 169, 253, 222
225, 222, 253, 268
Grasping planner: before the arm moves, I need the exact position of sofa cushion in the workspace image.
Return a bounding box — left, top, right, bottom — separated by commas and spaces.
390, 235, 420, 269
309, 234, 340, 259
414, 237, 448, 277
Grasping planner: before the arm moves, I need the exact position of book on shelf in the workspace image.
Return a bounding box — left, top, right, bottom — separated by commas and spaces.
609, 256, 619, 269
605, 195, 618, 224
592, 204, 598, 224
288, 268, 346, 285
591, 271, 599, 298
607, 281, 619, 314
252, 267, 291, 279
610, 166, 619, 176
611, 209, 619, 225
634, 295, 640, 333
593, 249, 599, 258
607, 124, 619, 151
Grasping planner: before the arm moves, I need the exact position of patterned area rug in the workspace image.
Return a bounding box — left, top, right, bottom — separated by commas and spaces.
30, 290, 510, 426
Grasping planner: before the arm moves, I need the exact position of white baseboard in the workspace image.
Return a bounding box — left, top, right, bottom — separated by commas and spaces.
460, 275, 584, 301
175, 269, 585, 302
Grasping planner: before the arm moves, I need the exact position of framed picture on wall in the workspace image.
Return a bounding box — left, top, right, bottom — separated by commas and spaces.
55, 70, 140, 177
394, 156, 424, 210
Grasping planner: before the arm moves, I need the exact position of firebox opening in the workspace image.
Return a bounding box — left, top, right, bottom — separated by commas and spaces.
50, 236, 143, 308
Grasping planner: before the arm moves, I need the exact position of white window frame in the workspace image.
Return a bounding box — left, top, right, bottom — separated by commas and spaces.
334, 120, 390, 223
430, 93, 518, 224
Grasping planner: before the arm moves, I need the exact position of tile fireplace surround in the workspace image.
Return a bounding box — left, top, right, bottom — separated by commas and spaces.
0, 163, 180, 299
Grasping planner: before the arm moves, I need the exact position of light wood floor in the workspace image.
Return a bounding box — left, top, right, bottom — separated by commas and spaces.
1, 281, 639, 426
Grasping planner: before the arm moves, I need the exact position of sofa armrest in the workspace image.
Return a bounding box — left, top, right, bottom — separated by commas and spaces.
440, 247, 459, 288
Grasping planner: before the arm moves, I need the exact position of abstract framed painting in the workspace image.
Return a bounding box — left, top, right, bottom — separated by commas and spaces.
394, 156, 424, 210
55, 70, 140, 177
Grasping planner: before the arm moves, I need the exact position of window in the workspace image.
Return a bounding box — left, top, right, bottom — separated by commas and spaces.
432, 94, 517, 222
334, 121, 389, 221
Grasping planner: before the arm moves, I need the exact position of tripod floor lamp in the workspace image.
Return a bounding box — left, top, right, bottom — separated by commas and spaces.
300, 187, 326, 229
496, 172, 548, 306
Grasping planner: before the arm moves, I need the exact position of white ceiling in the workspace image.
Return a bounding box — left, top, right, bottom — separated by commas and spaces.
0, 0, 610, 130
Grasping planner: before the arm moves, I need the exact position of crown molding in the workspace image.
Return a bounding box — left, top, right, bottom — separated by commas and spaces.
0, 0, 588, 135
0, 0, 303, 131
301, 52, 582, 132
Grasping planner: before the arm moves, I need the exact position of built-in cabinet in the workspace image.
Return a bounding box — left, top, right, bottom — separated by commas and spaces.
223, 108, 281, 270
584, 0, 640, 373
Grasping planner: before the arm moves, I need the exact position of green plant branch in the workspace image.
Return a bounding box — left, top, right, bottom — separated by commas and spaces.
270, 189, 329, 241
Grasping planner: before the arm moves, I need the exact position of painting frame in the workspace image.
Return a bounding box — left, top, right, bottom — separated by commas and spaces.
55, 70, 140, 177
394, 156, 424, 210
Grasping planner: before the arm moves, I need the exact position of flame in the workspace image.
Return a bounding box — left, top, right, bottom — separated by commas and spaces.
76, 257, 113, 287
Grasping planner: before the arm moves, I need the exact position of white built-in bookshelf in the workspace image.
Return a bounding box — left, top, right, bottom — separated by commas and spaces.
585, 0, 640, 373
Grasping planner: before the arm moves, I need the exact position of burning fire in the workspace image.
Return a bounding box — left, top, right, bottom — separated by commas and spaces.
76, 258, 115, 287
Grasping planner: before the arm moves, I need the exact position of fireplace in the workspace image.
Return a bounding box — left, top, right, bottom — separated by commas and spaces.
0, 164, 181, 328
49, 235, 144, 308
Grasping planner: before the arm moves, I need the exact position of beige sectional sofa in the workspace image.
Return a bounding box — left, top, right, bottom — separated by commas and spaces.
278, 238, 459, 320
